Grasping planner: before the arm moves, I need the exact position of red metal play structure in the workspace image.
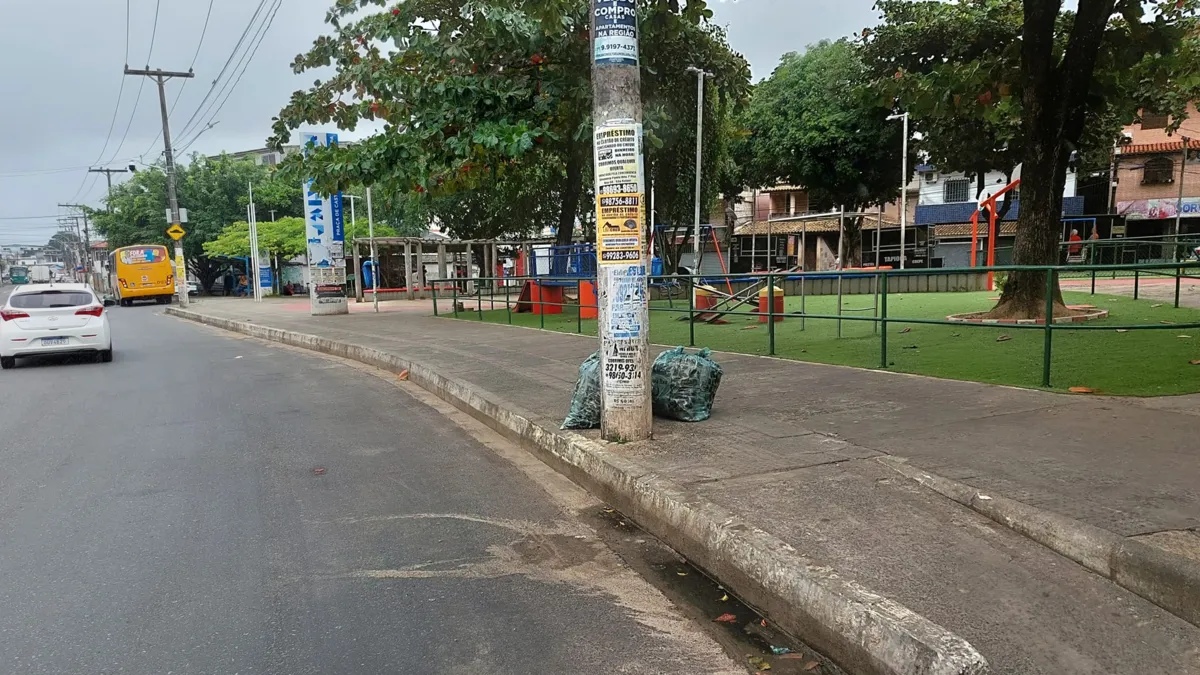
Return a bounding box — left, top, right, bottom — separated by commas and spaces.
970, 178, 1020, 291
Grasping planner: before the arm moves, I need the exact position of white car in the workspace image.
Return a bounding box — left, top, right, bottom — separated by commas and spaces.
0, 284, 114, 369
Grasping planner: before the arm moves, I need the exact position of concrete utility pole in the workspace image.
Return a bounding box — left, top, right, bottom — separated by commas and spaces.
591, 0, 651, 441
125, 67, 194, 307
886, 112, 909, 269
686, 66, 713, 271
1175, 137, 1189, 260
88, 166, 132, 213
59, 206, 92, 285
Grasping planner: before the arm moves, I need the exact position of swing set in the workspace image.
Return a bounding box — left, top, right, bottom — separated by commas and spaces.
970, 178, 1020, 291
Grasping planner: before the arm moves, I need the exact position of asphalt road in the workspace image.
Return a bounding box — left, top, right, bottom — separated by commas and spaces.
0, 296, 740, 675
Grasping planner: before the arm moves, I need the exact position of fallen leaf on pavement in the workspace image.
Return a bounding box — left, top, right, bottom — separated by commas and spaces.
805, 662, 820, 671
397, 369, 410, 380
996, 335, 1011, 342
1068, 386, 1095, 394
713, 613, 737, 623
747, 656, 771, 670
720, 594, 729, 602
312, 467, 327, 475
676, 570, 688, 576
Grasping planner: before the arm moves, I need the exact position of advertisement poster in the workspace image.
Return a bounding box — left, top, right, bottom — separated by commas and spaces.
594, 122, 642, 194
593, 0, 638, 66
1117, 197, 1200, 220
596, 194, 643, 264
602, 338, 646, 408
300, 131, 348, 315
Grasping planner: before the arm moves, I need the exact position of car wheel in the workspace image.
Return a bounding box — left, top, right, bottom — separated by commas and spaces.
1, 356, 15, 370
99, 349, 113, 363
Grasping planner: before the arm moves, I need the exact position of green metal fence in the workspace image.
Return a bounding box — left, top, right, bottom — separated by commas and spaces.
431, 261, 1200, 389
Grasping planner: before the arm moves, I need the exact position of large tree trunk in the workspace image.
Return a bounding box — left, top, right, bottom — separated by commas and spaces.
555, 136, 585, 246
989, 0, 1114, 319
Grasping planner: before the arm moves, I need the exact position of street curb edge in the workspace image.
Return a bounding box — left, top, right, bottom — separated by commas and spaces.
877, 456, 1200, 628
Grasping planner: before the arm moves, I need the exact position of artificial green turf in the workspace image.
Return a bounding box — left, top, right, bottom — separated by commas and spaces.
441, 290, 1200, 395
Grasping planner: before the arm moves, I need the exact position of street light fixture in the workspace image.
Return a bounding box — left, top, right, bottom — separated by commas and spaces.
886, 111, 909, 269
686, 66, 714, 273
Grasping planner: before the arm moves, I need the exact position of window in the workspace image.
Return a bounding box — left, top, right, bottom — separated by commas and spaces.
10, 291, 95, 308
262, 153, 278, 166
1142, 156, 1175, 185
1141, 112, 1169, 130
943, 178, 972, 203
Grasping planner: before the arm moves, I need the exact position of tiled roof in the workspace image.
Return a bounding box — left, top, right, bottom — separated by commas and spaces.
736, 214, 901, 236
1118, 138, 1200, 155
915, 196, 1085, 225
934, 222, 1020, 238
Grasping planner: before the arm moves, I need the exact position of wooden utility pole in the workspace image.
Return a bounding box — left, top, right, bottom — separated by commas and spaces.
125, 67, 194, 307
88, 166, 131, 213
591, 0, 651, 441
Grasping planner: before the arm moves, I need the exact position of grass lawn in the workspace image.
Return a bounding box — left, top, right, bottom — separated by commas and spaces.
442, 290, 1200, 396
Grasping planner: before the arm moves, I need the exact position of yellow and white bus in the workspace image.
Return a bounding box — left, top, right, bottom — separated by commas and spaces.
108, 245, 175, 306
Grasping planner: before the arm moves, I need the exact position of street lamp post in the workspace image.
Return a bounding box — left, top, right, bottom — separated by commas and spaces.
686, 66, 714, 273
886, 112, 909, 269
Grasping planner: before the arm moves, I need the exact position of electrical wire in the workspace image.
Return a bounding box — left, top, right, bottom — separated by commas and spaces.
176, 0, 284, 154
176, 0, 272, 142
66, 0, 133, 203
140, 0, 216, 159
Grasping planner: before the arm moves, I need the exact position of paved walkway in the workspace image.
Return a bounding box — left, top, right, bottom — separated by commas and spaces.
177, 296, 1200, 674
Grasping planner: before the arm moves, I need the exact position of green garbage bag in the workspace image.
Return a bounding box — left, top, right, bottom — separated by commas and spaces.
561, 351, 602, 429
652, 347, 723, 422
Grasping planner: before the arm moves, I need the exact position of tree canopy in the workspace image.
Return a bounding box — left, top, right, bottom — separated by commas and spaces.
862, 0, 1200, 316
738, 39, 910, 265
269, 0, 750, 245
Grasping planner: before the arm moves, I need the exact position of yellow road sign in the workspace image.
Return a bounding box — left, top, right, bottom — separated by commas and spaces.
167, 224, 186, 240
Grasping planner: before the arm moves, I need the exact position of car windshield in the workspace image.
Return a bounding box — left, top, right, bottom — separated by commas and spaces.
9, 291, 94, 309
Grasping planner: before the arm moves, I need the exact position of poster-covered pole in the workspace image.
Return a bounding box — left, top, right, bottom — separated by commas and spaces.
591, 0, 651, 441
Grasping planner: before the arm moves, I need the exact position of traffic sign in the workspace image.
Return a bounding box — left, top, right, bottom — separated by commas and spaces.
167, 224, 186, 240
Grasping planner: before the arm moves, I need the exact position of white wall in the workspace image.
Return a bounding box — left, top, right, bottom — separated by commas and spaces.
917, 166, 1076, 206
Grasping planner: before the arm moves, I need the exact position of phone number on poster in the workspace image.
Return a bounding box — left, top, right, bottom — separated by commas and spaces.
601, 250, 641, 262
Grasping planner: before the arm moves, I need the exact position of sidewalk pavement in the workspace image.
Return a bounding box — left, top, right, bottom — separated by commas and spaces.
171, 296, 1200, 674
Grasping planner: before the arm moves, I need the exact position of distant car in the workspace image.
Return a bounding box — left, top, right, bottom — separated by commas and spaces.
0, 283, 114, 369
186, 280, 199, 296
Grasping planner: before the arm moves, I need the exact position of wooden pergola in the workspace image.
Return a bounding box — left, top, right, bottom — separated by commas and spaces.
348, 236, 558, 301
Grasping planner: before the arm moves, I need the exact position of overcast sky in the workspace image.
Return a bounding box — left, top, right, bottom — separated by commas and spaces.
0, 0, 882, 246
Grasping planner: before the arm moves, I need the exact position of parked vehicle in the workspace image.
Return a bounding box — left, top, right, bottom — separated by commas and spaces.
29, 265, 52, 284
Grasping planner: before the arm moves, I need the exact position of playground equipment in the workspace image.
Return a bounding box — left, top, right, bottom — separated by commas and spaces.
970, 178, 1020, 290
516, 243, 597, 315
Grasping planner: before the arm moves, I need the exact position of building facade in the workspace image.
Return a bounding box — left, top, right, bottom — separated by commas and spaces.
1114, 103, 1200, 239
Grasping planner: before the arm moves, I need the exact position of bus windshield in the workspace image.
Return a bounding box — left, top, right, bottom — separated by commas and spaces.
9, 265, 28, 277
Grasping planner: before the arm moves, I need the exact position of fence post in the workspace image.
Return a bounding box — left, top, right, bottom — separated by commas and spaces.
432, 282, 439, 317
577, 279, 583, 334
540, 284, 545, 330
835, 271, 844, 338
506, 279, 512, 325
879, 271, 888, 368
452, 282, 459, 318
1042, 269, 1055, 388
768, 272, 776, 356
800, 271, 806, 331
1176, 266, 1182, 309
477, 282, 484, 321
1090, 267, 1096, 295
688, 277, 695, 347
1134, 269, 1140, 300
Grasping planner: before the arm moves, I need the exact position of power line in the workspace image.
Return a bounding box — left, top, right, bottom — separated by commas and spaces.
67, 0, 134, 203
176, 0, 273, 141
146, 0, 162, 64
177, 0, 284, 152
140, 0, 217, 160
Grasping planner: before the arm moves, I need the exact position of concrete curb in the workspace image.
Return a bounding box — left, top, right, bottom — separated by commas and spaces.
166, 307, 988, 675
877, 455, 1200, 628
